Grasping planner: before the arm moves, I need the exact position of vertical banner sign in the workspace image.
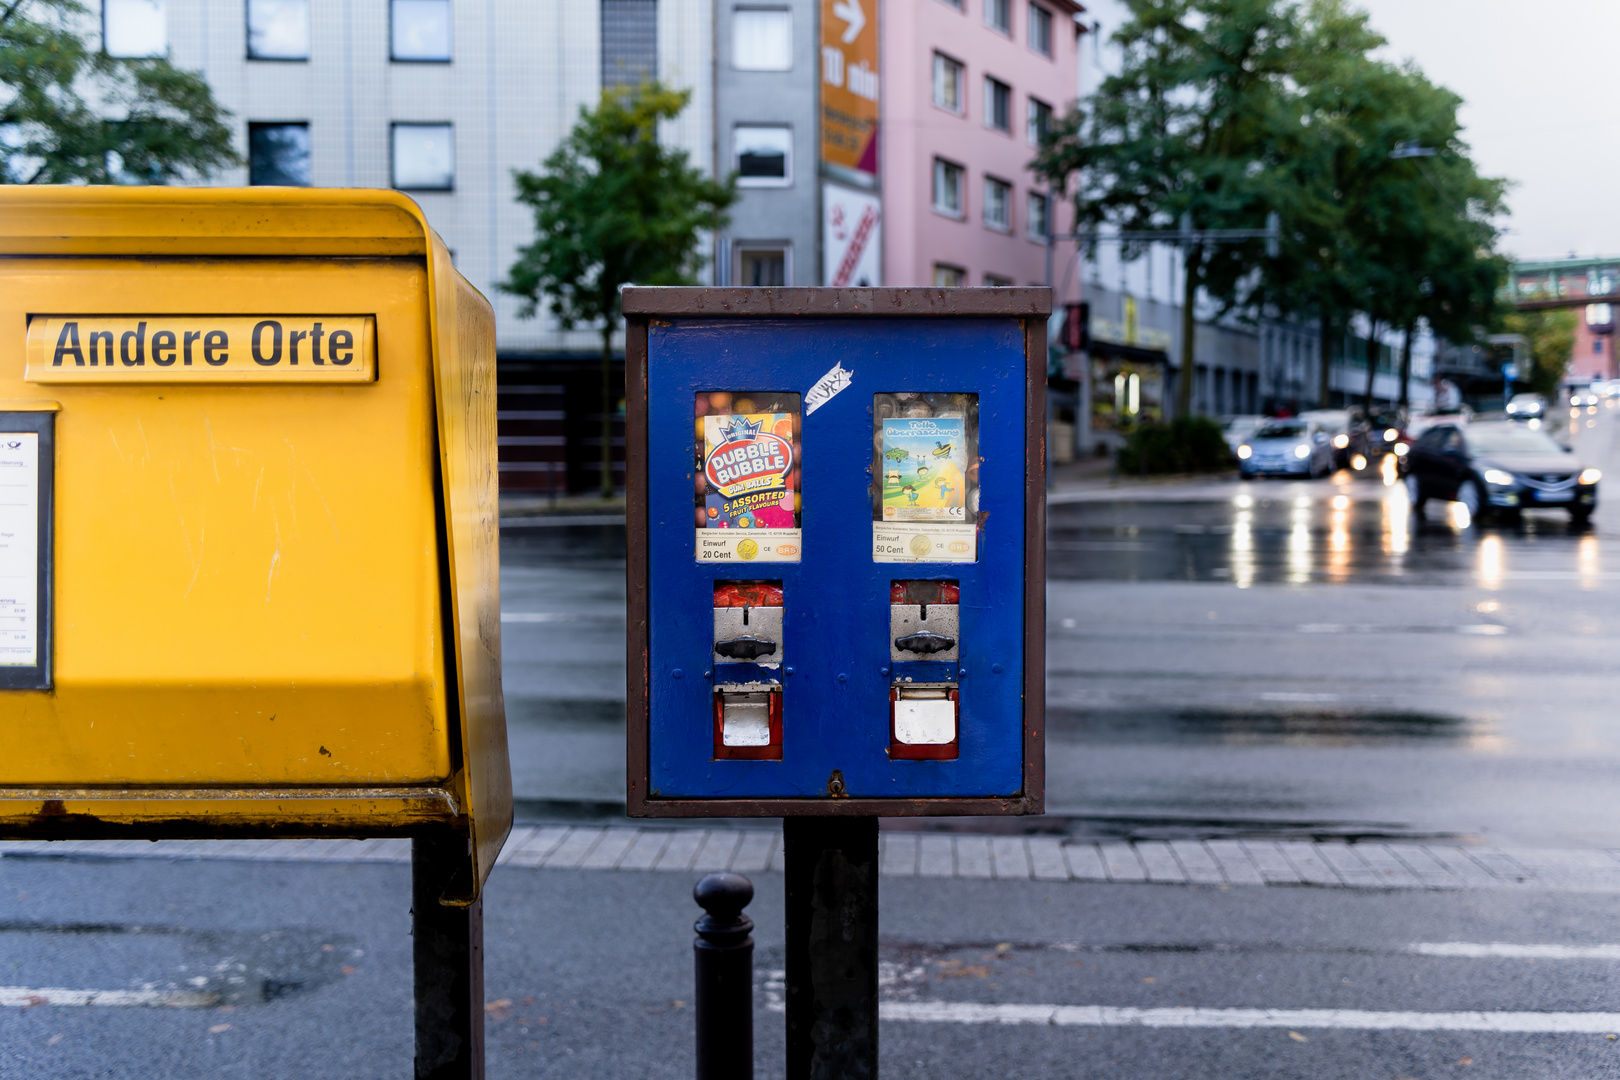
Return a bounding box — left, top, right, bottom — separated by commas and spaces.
820, 0, 880, 182
823, 184, 881, 287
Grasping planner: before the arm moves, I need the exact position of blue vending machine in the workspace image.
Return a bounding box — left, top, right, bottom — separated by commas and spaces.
625, 287, 1046, 817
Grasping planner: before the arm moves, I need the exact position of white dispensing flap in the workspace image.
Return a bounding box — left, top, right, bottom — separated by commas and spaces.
894, 697, 955, 745
721, 696, 772, 746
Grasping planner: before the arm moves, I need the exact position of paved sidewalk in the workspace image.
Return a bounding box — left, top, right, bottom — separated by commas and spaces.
6, 827, 1620, 891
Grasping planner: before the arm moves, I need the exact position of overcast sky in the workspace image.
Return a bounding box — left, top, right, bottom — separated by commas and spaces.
1078, 0, 1618, 263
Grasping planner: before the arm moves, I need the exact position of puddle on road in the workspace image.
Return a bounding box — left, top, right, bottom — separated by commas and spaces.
0, 922, 363, 1007
1048, 706, 1474, 745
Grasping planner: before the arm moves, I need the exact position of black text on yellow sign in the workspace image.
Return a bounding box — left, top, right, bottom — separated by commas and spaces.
24, 316, 376, 383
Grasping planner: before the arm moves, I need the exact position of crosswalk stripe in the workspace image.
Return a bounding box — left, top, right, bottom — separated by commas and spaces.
881, 1001, 1620, 1033
1410, 942, 1620, 960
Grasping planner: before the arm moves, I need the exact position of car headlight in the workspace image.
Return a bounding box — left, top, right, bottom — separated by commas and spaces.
1482, 469, 1515, 486
1237, 445, 1252, 459
1580, 468, 1602, 485
1384, 428, 1399, 442
1294, 444, 1310, 459
1333, 433, 1349, 449
1351, 454, 1367, 470
1393, 443, 1409, 456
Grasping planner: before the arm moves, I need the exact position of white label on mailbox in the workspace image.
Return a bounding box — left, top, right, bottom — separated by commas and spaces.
894, 698, 955, 745
0, 433, 39, 667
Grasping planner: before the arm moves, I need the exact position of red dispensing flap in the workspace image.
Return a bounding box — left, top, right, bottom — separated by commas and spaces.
714, 581, 785, 608
890, 580, 960, 605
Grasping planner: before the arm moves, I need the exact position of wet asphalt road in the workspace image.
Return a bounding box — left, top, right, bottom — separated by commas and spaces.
9, 408, 1620, 1079
501, 403, 1620, 849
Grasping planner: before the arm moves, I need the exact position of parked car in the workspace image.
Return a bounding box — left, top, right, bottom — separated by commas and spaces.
1404, 420, 1599, 523
1236, 419, 1334, 479
1298, 409, 1352, 468
1221, 415, 1266, 456
1505, 393, 1547, 419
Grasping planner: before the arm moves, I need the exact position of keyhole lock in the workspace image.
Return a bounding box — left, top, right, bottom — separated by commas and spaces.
826, 769, 846, 797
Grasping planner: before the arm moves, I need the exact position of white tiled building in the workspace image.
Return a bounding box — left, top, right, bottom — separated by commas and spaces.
101, 0, 713, 355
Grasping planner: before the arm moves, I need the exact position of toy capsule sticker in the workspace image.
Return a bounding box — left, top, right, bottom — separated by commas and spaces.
871, 392, 979, 563
695, 392, 803, 562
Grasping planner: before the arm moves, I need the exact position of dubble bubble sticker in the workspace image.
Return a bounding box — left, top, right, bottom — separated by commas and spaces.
694, 391, 803, 563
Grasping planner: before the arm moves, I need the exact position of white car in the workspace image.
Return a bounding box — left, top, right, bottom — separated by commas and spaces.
1299, 409, 1352, 466
1506, 393, 1547, 419
1237, 419, 1334, 479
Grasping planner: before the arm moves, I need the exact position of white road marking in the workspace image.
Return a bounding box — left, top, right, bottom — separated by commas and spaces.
0, 986, 219, 1008
881, 1001, 1620, 1033
1410, 942, 1620, 960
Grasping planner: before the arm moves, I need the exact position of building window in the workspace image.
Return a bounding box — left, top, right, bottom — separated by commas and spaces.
1028, 190, 1050, 239
248, 122, 311, 186
932, 52, 964, 113
247, 0, 309, 60
737, 245, 790, 286
1027, 96, 1052, 147
392, 123, 454, 190
937, 0, 963, 8
933, 264, 965, 288
733, 7, 791, 70
984, 176, 1010, 231
932, 158, 964, 217
985, 0, 1009, 33
391, 0, 451, 61
1028, 2, 1053, 56
735, 126, 791, 186
984, 77, 1010, 133
103, 0, 166, 58
985, 273, 1014, 287
602, 0, 658, 90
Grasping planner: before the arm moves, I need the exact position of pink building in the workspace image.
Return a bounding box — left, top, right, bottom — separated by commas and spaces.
1571, 305, 1618, 384
881, 0, 1084, 294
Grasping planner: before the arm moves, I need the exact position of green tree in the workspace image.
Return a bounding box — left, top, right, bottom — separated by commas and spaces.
1229, 0, 1506, 410
1501, 308, 1575, 400
0, 0, 238, 184
1038, 0, 1507, 415
1036, 0, 1302, 419
503, 82, 736, 498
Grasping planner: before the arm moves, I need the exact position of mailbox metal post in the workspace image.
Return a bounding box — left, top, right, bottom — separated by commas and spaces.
784, 818, 879, 1080
413, 833, 486, 1080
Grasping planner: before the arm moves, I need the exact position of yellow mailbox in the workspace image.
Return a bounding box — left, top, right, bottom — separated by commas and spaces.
0, 187, 510, 902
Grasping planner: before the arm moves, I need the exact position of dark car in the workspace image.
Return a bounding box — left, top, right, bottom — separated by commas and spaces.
1348, 410, 1410, 470
1404, 421, 1599, 523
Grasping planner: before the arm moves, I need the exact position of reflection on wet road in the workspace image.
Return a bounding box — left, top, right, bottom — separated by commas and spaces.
498, 408, 1620, 847
1050, 475, 1606, 587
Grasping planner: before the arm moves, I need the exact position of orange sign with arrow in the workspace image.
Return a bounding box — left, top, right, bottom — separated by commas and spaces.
820, 0, 880, 180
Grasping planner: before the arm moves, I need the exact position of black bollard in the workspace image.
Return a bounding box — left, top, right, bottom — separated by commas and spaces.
694, 872, 756, 1080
